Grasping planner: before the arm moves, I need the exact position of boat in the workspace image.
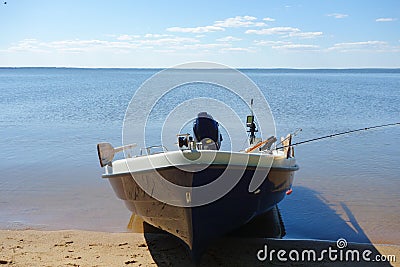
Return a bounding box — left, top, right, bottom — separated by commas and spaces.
96, 104, 299, 260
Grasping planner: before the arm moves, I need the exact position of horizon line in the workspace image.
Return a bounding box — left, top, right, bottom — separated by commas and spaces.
1, 66, 400, 70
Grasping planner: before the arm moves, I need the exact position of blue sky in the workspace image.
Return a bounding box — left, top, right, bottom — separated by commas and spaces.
0, 0, 399, 68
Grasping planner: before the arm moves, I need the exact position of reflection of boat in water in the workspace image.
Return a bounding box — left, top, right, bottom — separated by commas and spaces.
97, 106, 299, 260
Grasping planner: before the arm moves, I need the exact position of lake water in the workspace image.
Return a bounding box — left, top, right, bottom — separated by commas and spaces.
0, 68, 399, 245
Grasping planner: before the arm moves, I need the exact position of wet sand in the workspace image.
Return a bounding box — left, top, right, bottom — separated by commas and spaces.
0, 230, 398, 266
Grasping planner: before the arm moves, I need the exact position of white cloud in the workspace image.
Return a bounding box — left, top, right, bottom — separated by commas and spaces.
6, 36, 202, 54
289, 31, 323, 38
255, 40, 398, 53
8, 39, 39, 51
153, 49, 176, 53
144, 33, 171, 38
328, 41, 389, 52
263, 17, 275, 22
116, 34, 141, 41
246, 26, 322, 39
47, 39, 140, 52
327, 13, 349, 19
137, 37, 200, 46
254, 40, 291, 46
331, 41, 387, 48
7, 39, 54, 53
220, 47, 254, 52
214, 16, 259, 28
253, 40, 319, 51
167, 16, 266, 34
246, 27, 301, 35
272, 44, 320, 51
172, 43, 230, 50
216, 36, 242, 42
166, 25, 224, 33
376, 18, 397, 22
117, 34, 133, 41
254, 22, 267, 27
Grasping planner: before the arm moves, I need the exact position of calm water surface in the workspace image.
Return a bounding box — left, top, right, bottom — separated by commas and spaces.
0, 68, 399, 244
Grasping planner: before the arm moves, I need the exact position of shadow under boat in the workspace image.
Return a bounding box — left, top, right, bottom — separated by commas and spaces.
133, 185, 392, 266
279, 186, 373, 243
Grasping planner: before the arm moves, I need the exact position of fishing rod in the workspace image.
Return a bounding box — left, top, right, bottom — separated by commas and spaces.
276, 122, 400, 149
275, 128, 302, 148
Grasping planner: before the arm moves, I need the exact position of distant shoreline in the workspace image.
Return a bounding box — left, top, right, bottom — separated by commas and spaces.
1, 67, 399, 72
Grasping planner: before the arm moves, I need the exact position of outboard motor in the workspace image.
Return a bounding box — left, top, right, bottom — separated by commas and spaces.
193, 112, 223, 150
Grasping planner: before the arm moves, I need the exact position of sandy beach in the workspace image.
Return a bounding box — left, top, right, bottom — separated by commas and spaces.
0, 229, 398, 266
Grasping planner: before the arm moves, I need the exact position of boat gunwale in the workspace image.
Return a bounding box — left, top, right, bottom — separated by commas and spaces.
102, 164, 299, 179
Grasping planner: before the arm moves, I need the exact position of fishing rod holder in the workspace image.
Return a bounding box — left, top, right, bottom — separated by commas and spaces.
246, 115, 258, 145
139, 145, 169, 156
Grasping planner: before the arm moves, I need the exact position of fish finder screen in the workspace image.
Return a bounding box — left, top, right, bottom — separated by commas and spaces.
247, 116, 254, 124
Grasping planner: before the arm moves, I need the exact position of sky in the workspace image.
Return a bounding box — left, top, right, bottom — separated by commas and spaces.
0, 0, 399, 68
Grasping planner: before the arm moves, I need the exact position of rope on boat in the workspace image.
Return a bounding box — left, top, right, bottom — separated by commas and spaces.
276, 122, 400, 149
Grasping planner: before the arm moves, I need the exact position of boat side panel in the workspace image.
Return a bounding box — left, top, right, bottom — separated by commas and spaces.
104, 165, 295, 253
